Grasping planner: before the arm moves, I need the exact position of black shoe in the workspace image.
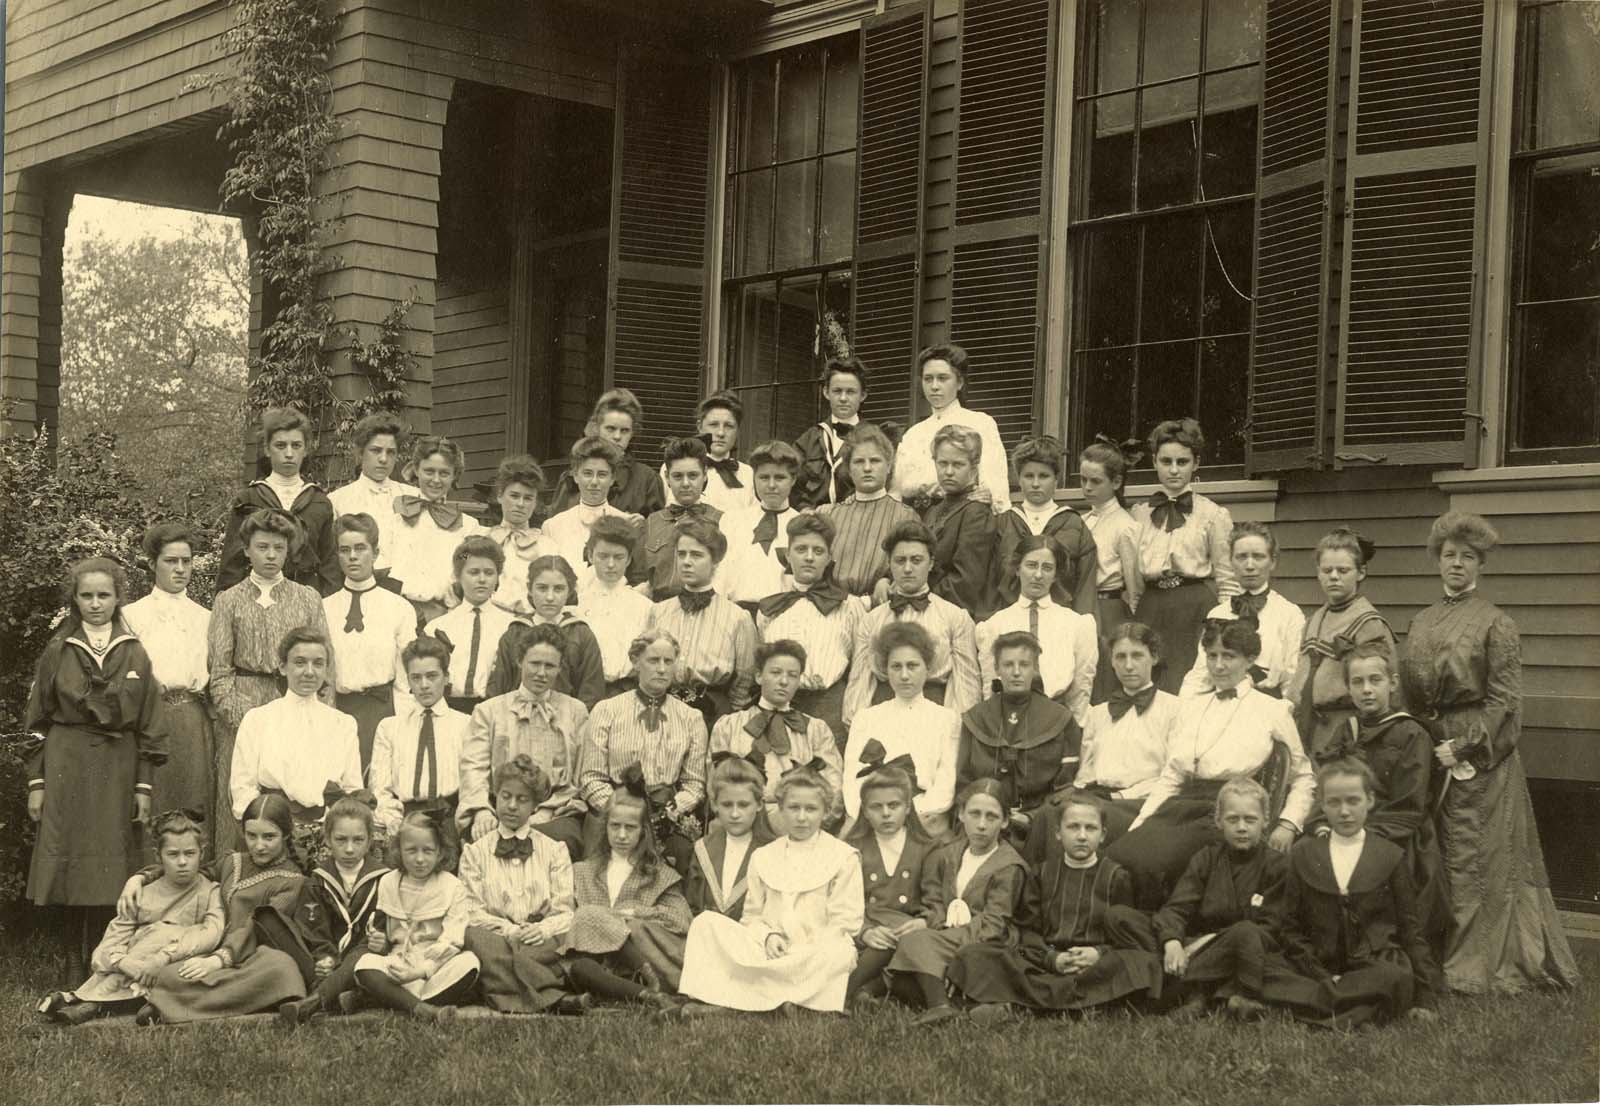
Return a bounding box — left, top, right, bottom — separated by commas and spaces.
55, 1001, 104, 1026
552, 993, 591, 1017
36, 992, 71, 1020
134, 1003, 161, 1027
279, 996, 325, 1027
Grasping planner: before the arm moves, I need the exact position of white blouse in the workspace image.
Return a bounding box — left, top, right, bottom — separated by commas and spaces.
388, 507, 483, 606
716, 505, 800, 604
890, 400, 1010, 508
976, 597, 1099, 726
1178, 589, 1305, 696
123, 589, 210, 692
329, 475, 419, 571
842, 696, 961, 833
1075, 687, 1181, 798
542, 502, 632, 577
573, 573, 654, 681
229, 692, 363, 817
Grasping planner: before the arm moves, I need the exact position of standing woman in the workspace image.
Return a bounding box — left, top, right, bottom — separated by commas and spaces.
548, 388, 667, 518
1401, 512, 1579, 993
890, 345, 1011, 515
1079, 438, 1143, 702
123, 523, 214, 853
388, 435, 483, 627
25, 556, 167, 980
216, 407, 340, 596
208, 509, 333, 853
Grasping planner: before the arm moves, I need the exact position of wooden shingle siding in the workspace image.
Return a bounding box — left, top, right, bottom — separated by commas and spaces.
0, 174, 47, 426
433, 284, 510, 491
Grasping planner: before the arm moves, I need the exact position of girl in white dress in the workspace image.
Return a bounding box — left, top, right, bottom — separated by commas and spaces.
678, 766, 863, 1014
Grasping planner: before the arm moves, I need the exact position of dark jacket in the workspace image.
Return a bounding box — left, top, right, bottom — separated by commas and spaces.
923, 490, 996, 620
957, 692, 1077, 817
217, 481, 340, 596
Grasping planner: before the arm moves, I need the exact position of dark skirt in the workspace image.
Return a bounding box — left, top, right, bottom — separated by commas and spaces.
28, 724, 143, 907
1136, 579, 1216, 695
1105, 781, 1224, 909
1091, 593, 1135, 705
151, 694, 215, 856
146, 948, 306, 1023
214, 673, 280, 856
948, 930, 1161, 1012
465, 926, 568, 1013
1259, 950, 1417, 1028
336, 684, 395, 772
1169, 919, 1276, 1002
794, 679, 848, 752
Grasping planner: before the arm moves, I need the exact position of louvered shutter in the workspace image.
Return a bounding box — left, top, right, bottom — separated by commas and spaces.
851, 3, 930, 430
948, 0, 1057, 448
606, 50, 716, 462
1333, 0, 1492, 467
1246, 0, 1342, 474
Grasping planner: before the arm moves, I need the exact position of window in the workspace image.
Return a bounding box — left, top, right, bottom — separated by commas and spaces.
722, 35, 859, 447
1067, 0, 1262, 470
1508, 0, 1600, 462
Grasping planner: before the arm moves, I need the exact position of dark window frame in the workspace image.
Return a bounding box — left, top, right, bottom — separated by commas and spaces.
1065, 0, 1263, 479
721, 33, 861, 447
1505, 0, 1600, 464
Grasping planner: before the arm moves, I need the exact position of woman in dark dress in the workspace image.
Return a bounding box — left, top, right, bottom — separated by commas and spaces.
25, 556, 167, 981
1400, 511, 1580, 994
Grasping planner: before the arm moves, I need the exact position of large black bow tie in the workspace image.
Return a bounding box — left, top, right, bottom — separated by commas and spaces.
1107, 684, 1157, 722
1147, 490, 1194, 533
494, 836, 533, 862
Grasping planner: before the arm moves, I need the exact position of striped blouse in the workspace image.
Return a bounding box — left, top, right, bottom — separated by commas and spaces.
208, 576, 332, 728
709, 703, 844, 820
1130, 488, 1238, 596
816, 493, 919, 595
644, 593, 757, 706
842, 592, 982, 724
578, 690, 708, 815
458, 689, 589, 824
755, 588, 867, 690
457, 827, 575, 937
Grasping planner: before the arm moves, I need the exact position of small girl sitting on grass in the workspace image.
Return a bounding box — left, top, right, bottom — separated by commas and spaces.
888, 778, 1031, 1026
679, 765, 863, 1014
39, 810, 222, 1025
845, 759, 934, 1009
354, 811, 480, 1020
561, 765, 692, 1009
1150, 776, 1288, 1020
683, 755, 776, 921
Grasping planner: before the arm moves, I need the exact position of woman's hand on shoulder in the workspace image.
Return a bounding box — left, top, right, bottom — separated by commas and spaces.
116, 875, 145, 916
1267, 823, 1296, 853
470, 810, 498, 841
367, 930, 389, 953
134, 794, 151, 826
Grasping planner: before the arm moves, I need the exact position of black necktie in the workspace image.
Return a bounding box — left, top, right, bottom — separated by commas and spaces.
1107, 685, 1157, 722
889, 592, 931, 615
753, 510, 782, 554
464, 608, 482, 697
344, 588, 366, 634
1233, 591, 1269, 620
707, 455, 743, 487
495, 835, 533, 862
1215, 687, 1239, 701
1148, 490, 1195, 533
1028, 600, 1040, 639
678, 589, 714, 615
412, 707, 437, 798
637, 692, 665, 733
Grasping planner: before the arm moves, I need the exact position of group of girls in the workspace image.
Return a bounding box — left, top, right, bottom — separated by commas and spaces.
25, 344, 1579, 1031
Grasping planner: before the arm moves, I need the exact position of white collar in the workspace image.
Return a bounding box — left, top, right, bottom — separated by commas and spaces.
1062, 853, 1099, 870
826, 415, 860, 429
359, 473, 395, 493
497, 824, 533, 841
929, 401, 965, 422
1161, 483, 1193, 499
1247, 584, 1270, 596
249, 572, 284, 593
1020, 500, 1057, 517
1444, 585, 1477, 599
755, 698, 793, 713
407, 698, 444, 720
1329, 829, 1366, 851
875, 827, 907, 851
1016, 593, 1055, 610
344, 577, 378, 593
280, 690, 320, 709
145, 587, 190, 606
82, 621, 114, 646
853, 488, 889, 502
1087, 498, 1120, 518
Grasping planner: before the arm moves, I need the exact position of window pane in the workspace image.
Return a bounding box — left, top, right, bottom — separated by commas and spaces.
1090, 0, 1140, 93
777, 276, 823, 383
1206, 0, 1264, 70
1138, 79, 1198, 209
1528, 1, 1600, 150
1077, 347, 1135, 442
823, 43, 860, 153
735, 169, 774, 276
1139, 214, 1203, 341
1201, 67, 1258, 198
739, 62, 776, 170
774, 160, 819, 270
777, 47, 823, 162
1086, 93, 1137, 216
731, 281, 781, 388
1198, 335, 1249, 463
824, 270, 853, 361
1082, 224, 1138, 348
1524, 151, 1600, 301
1201, 203, 1254, 335
1515, 301, 1600, 450
1135, 339, 1199, 432
1143, 0, 1201, 82
772, 380, 821, 442
820, 152, 856, 265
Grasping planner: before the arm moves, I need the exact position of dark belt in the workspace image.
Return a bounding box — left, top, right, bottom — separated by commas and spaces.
1098, 588, 1123, 599
1148, 575, 1209, 591
340, 683, 394, 699
233, 667, 279, 680
162, 689, 203, 705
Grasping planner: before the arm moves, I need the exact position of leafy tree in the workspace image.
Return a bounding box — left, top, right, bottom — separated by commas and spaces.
57, 216, 250, 530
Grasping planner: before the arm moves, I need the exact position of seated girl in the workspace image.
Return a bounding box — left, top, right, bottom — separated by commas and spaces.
1108, 619, 1313, 908
1065, 622, 1181, 846
976, 534, 1099, 724
710, 639, 845, 834
841, 622, 962, 840
1258, 758, 1439, 1027
487, 454, 556, 616
683, 755, 777, 921
354, 811, 481, 1021
39, 810, 222, 1025
920, 424, 996, 618
560, 766, 692, 1009
486, 555, 606, 708
279, 797, 392, 1024
887, 779, 1032, 1026
957, 630, 1078, 844
679, 766, 863, 1014
1150, 777, 1288, 1019
844, 759, 934, 1009
136, 795, 325, 1024
459, 755, 584, 1016
949, 791, 1159, 1021
643, 519, 758, 722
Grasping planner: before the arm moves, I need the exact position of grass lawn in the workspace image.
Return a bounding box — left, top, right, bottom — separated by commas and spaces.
3, 941, 1596, 1106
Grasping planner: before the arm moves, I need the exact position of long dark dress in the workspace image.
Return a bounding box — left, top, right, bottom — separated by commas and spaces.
949, 856, 1160, 1011
887, 839, 1032, 979
144, 851, 319, 1022
25, 623, 167, 906
1399, 593, 1580, 993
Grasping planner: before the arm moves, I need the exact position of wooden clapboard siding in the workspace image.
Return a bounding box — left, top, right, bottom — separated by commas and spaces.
433, 284, 510, 491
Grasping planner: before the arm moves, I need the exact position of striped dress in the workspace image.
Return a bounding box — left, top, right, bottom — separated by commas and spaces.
816, 494, 919, 595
